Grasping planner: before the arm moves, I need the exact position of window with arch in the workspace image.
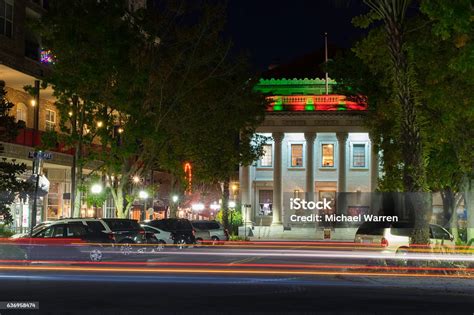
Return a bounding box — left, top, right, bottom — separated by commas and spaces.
16, 102, 27, 123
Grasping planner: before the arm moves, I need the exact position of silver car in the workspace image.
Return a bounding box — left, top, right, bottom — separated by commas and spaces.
191, 220, 228, 241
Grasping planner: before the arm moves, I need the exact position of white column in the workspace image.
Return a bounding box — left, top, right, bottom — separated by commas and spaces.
336, 132, 348, 193
240, 165, 252, 225
305, 132, 316, 201
369, 134, 379, 192
272, 132, 284, 226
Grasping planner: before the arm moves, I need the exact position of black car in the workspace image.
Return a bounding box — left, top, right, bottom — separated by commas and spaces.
101, 219, 158, 255
146, 219, 196, 248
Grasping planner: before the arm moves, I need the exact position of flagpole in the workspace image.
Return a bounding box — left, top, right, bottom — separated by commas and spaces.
324, 32, 329, 95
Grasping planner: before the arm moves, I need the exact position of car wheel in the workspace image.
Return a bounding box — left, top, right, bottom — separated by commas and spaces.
89, 248, 103, 262
176, 238, 187, 250
120, 243, 133, 256
396, 247, 409, 267
153, 241, 166, 252
195, 238, 203, 247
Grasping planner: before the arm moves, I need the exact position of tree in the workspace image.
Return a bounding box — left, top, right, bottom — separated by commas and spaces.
39, 0, 267, 220
330, 0, 473, 243
167, 65, 268, 230
420, 0, 474, 241
0, 83, 31, 224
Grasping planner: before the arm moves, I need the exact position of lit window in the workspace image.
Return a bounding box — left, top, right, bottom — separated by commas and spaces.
45, 109, 56, 131
352, 144, 366, 167
321, 144, 334, 167
0, 0, 13, 38
16, 103, 27, 123
258, 190, 273, 216
260, 144, 272, 167
290, 144, 303, 167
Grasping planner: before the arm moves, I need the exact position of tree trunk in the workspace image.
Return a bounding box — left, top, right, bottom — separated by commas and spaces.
72, 185, 82, 218
365, 0, 429, 244
222, 179, 230, 232
441, 188, 460, 242
72, 99, 85, 218
464, 178, 474, 243
114, 185, 126, 218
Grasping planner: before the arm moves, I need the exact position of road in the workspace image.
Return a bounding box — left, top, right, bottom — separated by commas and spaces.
0, 242, 473, 314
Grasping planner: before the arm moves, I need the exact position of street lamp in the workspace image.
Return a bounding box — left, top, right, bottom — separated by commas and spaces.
139, 190, 149, 199
90, 183, 103, 194
132, 175, 141, 184
172, 195, 179, 203
139, 190, 149, 221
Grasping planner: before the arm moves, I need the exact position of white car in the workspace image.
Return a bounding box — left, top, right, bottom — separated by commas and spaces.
191, 220, 229, 241
354, 221, 455, 254
140, 224, 173, 250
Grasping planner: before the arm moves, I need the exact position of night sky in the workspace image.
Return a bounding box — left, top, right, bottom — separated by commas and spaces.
226, 0, 368, 71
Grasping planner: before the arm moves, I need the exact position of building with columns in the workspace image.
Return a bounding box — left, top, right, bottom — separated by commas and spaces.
239, 77, 381, 240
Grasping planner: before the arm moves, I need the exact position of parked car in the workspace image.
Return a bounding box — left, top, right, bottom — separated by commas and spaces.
191, 220, 229, 242
10, 221, 54, 239
140, 223, 173, 251
193, 229, 211, 245
146, 219, 196, 249
12, 218, 158, 258
10, 219, 113, 262
354, 221, 455, 254
100, 219, 158, 255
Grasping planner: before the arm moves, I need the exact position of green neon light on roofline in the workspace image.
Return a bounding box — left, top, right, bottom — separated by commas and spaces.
254, 78, 337, 95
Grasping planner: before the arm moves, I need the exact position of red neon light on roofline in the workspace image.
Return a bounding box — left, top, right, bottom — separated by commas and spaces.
267, 94, 367, 112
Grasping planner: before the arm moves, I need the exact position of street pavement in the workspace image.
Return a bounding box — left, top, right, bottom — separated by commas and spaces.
0, 243, 473, 315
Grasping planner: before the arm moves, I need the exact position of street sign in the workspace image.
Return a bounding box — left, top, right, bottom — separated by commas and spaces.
28, 151, 53, 160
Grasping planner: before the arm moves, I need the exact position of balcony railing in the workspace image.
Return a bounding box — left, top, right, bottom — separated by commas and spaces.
267, 94, 367, 112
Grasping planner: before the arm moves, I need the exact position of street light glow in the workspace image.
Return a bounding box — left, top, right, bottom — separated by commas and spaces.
228, 201, 236, 208
172, 195, 179, 203
97, 121, 103, 128
30, 99, 36, 107
191, 203, 205, 211
139, 190, 149, 199
132, 175, 140, 184
90, 183, 103, 194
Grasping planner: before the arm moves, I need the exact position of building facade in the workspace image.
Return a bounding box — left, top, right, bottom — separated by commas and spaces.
239, 78, 381, 240
0, 0, 77, 231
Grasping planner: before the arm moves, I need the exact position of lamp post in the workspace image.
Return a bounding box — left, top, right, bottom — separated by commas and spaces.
228, 201, 236, 235
90, 183, 103, 218
139, 190, 149, 221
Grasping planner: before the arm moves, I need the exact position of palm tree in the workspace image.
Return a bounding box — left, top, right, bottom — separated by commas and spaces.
363, 0, 430, 244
